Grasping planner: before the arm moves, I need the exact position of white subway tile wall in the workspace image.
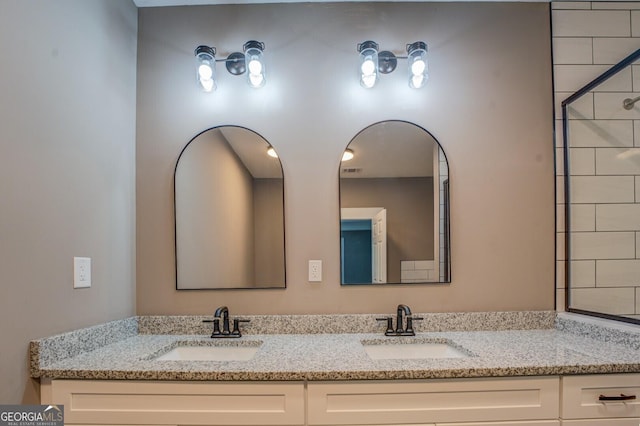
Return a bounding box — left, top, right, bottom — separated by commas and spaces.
570, 203, 596, 232
569, 176, 635, 203
553, 38, 593, 64
594, 39, 640, 64
595, 147, 640, 175
570, 231, 636, 259
568, 119, 633, 148
570, 287, 636, 313
596, 259, 640, 286
569, 148, 595, 175
571, 260, 596, 287
553, 10, 631, 37
553, 1, 640, 317
596, 203, 640, 230
401, 260, 436, 283
634, 120, 640, 145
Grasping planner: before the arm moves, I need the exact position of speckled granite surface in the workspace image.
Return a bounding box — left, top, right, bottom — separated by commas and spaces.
29, 317, 138, 377
30, 311, 640, 381
556, 312, 640, 350
137, 311, 556, 335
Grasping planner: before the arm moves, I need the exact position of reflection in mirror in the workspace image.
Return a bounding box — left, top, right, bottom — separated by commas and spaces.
175, 126, 285, 289
562, 48, 640, 324
340, 121, 450, 285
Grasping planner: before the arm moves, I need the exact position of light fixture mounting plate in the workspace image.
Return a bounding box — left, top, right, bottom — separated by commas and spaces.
378, 51, 397, 74
226, 52, 246, 75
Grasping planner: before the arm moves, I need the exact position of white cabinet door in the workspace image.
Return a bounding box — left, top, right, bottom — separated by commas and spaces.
308, 377, 560, 425
42, 380, 305, 426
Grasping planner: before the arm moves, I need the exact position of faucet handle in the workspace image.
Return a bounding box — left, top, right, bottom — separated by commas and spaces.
232, 318, 250, 336
203, 318, 222, 337
376, 317, 394, 334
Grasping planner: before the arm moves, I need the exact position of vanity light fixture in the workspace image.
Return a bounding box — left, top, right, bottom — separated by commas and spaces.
357, 40, 428, 89
194, 41, 266, 92
342, 149, 354, 162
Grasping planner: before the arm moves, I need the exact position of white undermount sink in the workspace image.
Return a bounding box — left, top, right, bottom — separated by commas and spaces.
362, 340, 470, 360
154, 342, 261, 361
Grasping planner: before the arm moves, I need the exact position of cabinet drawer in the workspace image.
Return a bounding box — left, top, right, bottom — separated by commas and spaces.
42, 380, 305, 425
307, 377, 560, 425
562, 374, 640, 419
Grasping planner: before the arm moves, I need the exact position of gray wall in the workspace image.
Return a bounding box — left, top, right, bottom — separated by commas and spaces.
136, 2, 555, 315
0, 0, 137, 403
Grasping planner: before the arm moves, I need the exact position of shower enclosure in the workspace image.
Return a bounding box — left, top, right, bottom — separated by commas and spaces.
562, 48, 640, 325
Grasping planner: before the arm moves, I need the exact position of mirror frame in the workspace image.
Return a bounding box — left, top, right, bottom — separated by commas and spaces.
338, 120, 451, 286
174, 125, 287, 290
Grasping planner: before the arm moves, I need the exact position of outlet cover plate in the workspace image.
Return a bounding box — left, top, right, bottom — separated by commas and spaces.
309, 260, 322, 282
74, 257, 91, 288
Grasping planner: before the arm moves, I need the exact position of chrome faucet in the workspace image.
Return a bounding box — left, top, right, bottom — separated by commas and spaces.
377, 304, 423, 336
203, 306, 250, 338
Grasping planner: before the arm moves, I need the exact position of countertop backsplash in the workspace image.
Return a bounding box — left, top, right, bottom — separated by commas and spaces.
137, 310, 556, 335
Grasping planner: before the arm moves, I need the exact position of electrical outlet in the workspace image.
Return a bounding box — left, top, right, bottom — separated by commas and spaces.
74, 257, 91, 288
309, 260, 322, 282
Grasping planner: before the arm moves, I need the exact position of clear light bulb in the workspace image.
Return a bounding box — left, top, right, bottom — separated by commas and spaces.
410, 59, 426, 76
361, 57, 376, 76
249, 73, 264, 88
195, 45, 216, 92
411, 74, 425, 89
198, 64, 213, 80
200, 78, 214, 92
243, 41, 266, 89
406, 41, 428, 89
358, 41, 379, 89
361, 74, 376, 89
248, 57, 263, 75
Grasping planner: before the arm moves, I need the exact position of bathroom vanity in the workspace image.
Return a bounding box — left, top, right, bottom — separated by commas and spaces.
32, 312, 640, 426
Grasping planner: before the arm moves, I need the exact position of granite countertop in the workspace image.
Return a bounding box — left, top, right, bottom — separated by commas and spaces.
30, 311, 640, 381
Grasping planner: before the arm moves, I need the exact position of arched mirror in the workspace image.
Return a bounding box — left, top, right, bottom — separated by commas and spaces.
339, 121, 450, 285
175, 126, 285, 289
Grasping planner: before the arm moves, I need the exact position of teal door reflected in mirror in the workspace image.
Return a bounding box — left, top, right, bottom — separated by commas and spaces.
339, 121, 450, 285
174, 126, 285, 289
